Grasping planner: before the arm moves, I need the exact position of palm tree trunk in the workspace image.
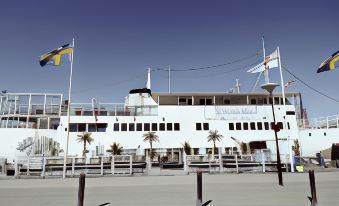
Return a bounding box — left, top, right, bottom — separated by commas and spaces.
83, 141, 86, 157
150, 141, 153, 159
213, 141, 216, 157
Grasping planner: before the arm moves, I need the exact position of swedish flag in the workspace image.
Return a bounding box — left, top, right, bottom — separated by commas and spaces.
317, 51, 339, 73
39, 44, 73, 67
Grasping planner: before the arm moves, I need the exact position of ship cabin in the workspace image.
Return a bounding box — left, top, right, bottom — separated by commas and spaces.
0, 91, 303, 130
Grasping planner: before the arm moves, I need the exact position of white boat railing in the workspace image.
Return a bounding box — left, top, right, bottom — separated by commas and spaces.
298, 114, 339, 129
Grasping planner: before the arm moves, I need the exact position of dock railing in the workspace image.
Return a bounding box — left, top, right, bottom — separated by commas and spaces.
14, 155, 147, 177
185, 153, 288, 174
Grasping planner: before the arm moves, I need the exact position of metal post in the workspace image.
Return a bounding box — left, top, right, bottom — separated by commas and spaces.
63, 38, 75, 179
270, 93, 284, 186
179, 149, 182, 164
308, 170, 318, 206
14, 157, 18, 178
72, 157, 75, 177
262, 151, 266, 173
129, 155, 132, 175
219, 147, 223, 173
235, 155, 239, 174
183, 153, 187, 173
27, 157, 30, 176
326, 117, 329, 129
196, 170, 202, 206
77, 173, 86, 206
100, 156, 104, 176
42, 157, 46, 178
111, 155, 115, 175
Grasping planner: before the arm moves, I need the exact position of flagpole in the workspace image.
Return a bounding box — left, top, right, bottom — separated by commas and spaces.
63, 38, 75, 179
277, 46, 294, 172
262, 36, 269, 83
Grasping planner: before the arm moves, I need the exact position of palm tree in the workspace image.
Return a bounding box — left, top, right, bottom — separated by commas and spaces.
143, 132, 159, 159
182, 141, 192, 155
207, 130, 223, 156
77, 132, 93, 157
110, 142, 123, 155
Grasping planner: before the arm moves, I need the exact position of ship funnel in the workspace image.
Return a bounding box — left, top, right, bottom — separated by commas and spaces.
146, 67, 151, 90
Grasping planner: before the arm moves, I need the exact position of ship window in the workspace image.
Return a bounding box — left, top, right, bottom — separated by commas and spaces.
88, 124, 96, 132
277, 122, 283, 129
286, 111, 295, 115
83, 111, 93, 116
114, 123, 119, 131
274, 97, 280, 105
121, 123, 127, 131
78, 123, 86, 132
179, 98, 191, 105
250, 122, 256, 130
137, 123, 142, 131
167, 123, 173, 131
159, 123, 165, 131
174, 123, 180, 131
324, 132, 326, 136
287, 122, 290, 130
309, 133, 311, 136
229, 123, 234, 130
236, 123, 241, 130
199, 99, 206, 105
144, 123, 150, 131
263, 98, 267, 104
99, 111, 107, 116
196, 123, 202, 131
203, 123, 209, 130
129, 123, 135, 131
69, 123, 77, 132
257, 122, 263, 130
152, 123, 157, 131
243, 122, 248, 130
97, 123, 107, 132
179, 98, 186, 103
206, 99, 212, 105
188, 99, 192, 105
264, 122, 269, 130
250, 99, 257, 105
224, 99, 230, 105
270, 122, 274, 130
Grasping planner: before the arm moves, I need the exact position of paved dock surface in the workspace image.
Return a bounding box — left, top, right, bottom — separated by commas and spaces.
0, 172, 338, 206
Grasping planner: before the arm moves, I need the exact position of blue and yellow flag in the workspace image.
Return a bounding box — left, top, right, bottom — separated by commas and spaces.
317, 51, 339, 73
39, 44, 73, 67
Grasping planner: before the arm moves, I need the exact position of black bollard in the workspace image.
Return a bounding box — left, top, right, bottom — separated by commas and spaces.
308, 170, 317, 206
197, 170, 202, 206
78, 173, 86, 206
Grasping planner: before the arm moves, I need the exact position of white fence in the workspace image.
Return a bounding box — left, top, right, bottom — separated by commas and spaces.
184, 153, 288, 174
14, 155, 146, 177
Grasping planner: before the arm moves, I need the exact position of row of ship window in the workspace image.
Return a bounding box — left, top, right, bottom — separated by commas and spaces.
226, 122, 290, 131
68, 121, 290, 133
69, 123, 180, 132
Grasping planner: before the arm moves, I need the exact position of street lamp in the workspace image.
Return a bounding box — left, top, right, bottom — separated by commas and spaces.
261, 82, 283, 186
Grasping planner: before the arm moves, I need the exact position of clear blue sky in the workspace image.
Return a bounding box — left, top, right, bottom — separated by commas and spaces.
0, 0, 338, 118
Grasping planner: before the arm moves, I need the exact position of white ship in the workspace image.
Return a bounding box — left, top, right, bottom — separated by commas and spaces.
0, 68, 338, 163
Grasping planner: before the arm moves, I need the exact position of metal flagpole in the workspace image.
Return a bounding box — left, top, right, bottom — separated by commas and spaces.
277, 47, 286, 106
63, 38, 75, 179
277, 46, 294, 172
262, 36, 270, 83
